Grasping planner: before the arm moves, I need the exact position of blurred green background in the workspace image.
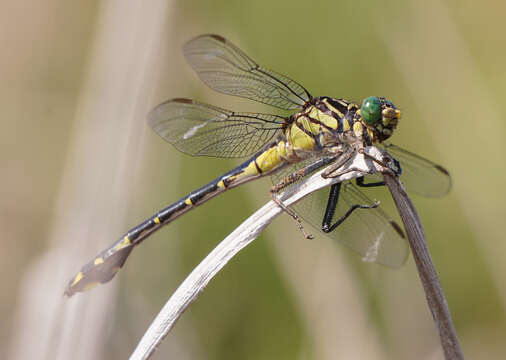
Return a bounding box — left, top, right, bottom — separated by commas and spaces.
2, 0, 506, 359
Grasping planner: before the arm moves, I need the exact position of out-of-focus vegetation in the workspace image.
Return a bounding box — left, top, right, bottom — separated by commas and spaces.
2, 0, 506, 359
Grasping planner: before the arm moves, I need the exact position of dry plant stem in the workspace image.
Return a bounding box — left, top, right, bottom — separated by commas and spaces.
382, 171, 464, 360
129, 147, 388, 360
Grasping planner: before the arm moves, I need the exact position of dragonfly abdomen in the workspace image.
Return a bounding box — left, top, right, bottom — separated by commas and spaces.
64, 140, 292, 296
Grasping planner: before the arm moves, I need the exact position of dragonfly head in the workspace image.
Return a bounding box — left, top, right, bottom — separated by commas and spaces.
358, 96, 400, 142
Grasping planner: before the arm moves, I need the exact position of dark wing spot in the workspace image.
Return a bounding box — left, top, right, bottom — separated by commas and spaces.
390, 220, 406, 239
172, 98, 193, 104
434, 164, 450, 176
210, 34, 226, 42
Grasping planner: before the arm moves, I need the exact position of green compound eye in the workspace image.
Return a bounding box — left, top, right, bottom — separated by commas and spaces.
361, 96, 382, 125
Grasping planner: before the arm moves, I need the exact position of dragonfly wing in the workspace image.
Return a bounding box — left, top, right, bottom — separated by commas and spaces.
183, 34, 312, 110
383, 143, 452, 198
148, 98, 284, 158
272, 160, 408, 267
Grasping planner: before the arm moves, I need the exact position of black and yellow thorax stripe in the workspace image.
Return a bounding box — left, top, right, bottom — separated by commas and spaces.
283, 96, 375, 154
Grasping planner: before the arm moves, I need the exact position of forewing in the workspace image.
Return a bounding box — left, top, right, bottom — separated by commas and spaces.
148, 98, 284, 158
183, 34, 311, 110
383, 143, 452, 198
272, 160, 408, 267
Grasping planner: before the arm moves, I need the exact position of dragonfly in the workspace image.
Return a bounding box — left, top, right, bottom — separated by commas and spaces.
64, 34, 451, 296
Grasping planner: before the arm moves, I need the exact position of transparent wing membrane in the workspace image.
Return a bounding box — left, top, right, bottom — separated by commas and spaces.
148, 98, 284, 158
183, 34, 311, 110
272, 158, 408, 267
383, 143, 452, 198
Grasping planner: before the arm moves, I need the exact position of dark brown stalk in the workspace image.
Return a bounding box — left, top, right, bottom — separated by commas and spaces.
382, 170, 464, 360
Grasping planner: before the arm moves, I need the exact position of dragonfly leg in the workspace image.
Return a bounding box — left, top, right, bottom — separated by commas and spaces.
270, 158, 338, 240
271, 156, 338, 193
357, 148, 401, 176
323, 148, 401, 180
321, 183, 379, 233
321, 151, 355, 179
271, 164, 323, 239
355, 176, 385, 187
270, 191, 313, 239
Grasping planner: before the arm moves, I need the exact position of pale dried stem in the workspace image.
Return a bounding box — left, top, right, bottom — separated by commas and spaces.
130, 147, 387, 360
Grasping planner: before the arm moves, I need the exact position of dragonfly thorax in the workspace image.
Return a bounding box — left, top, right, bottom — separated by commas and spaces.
287, 95, 400, 155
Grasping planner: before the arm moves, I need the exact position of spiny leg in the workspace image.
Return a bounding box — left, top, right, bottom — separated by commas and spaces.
353, 147, 403, 187
271, 151, 355, 238
321, 182, 379, 233
320, 151, 355, 179
321, 153, 384, 228
270, 190, 313, 239
323, 148, 400, 181
270, 157, 336, 240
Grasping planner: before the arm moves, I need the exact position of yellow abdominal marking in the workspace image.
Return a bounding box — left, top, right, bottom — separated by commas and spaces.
94, 257, 104, 265
185, 197, 193, 205
71, 272, 84, 287
256, 147, 283, 172
154, 217, 161, 224
115, 236, 131, 251
243, 146, 282, 177
242, 160, 260, 177
226, 174, 238, 183
217, 180, 226, 188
